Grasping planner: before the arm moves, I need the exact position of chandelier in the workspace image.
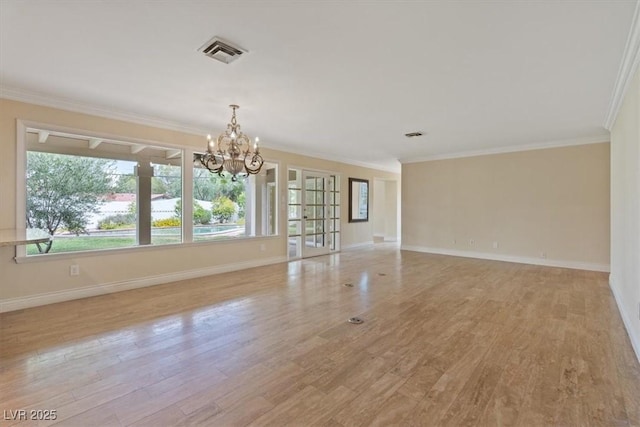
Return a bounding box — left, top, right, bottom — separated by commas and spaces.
197, 104, 264, 181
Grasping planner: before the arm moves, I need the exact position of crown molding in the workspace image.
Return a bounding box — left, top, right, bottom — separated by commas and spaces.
399, 135, 609, 164
263, 141, 401, 174
604, 0, 640, 130
0, 85, 206, 135
1, 85, 401, 174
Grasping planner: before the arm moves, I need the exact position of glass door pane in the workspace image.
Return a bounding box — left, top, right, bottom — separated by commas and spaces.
288, 169, 302, 258
301, 171, 330, 258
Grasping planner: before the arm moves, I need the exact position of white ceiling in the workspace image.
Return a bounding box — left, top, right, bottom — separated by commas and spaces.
0, 1, 636, 172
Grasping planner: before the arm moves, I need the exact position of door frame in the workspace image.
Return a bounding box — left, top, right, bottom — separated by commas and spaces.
301, 170, 331, 258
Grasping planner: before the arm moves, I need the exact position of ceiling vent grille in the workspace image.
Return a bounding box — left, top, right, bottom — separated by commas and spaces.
405, 132, 424, 138
198, 37, 247, 64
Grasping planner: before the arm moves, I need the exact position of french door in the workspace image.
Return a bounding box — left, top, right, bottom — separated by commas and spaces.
301, 171, 331, 258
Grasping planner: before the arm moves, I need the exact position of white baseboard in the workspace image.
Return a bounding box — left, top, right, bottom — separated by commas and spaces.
609, 274, 640, 365
373, 235, 398, 243
0, 256, 288, 313
400, 245, 610, 272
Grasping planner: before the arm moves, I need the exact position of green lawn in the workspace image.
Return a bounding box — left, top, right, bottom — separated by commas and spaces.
193, 233, 245, 242
26, 235, 182, 255
25, 232, 249, 255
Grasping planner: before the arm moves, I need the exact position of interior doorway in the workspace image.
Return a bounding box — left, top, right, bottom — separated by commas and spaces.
373, 178, 400, 243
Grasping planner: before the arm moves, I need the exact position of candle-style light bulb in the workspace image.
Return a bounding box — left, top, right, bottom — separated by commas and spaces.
254, 137, 259, 151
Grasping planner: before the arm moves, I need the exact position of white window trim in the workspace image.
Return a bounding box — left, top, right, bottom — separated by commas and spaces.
15, 120, 27, 259
286, 166, 342, 257
15, 120, 280, 263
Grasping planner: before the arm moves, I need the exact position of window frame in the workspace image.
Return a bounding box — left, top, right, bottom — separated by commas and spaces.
15, 120, 280, 262
286, 165, 341, 259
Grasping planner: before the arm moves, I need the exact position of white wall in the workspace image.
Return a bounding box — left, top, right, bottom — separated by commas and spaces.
372, 179, 399, 242
401, 143, 610, 271
610, 66, 640, 361
384, 180, 399, 241
373, 179, 386, 237
0, 99, 399, 312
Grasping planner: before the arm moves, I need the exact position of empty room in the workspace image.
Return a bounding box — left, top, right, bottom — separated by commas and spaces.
1, 1, 639, 426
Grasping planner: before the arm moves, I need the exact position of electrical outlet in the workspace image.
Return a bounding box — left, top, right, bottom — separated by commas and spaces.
540, 251, 547, 259
260, 243, 266, 251
469, 239, 475, 246
69, 264, 80, 276
452, 239, 456, 245
492, 241, 499, 249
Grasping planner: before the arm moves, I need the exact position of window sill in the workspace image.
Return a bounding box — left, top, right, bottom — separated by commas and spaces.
14, 234, 281, 264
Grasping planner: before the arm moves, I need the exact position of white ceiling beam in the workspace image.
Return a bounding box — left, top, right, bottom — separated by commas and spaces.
131, 144, 145, 154
88, 138, 103, 149
165, 149, 181, 159
38, 131, 49, 143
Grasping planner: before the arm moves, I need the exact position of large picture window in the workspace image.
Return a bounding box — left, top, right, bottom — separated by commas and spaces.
23, 127, 182, 256
192, 157, 278, 241
20, 125, 278, 257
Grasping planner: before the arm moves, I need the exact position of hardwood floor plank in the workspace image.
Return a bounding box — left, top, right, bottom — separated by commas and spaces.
0, 246, 638, 426
368, 390, 419, 426
333, 371, 405, 427
127, 404, 186, 427
194, 396, 274, 426
249, 385, 327, 426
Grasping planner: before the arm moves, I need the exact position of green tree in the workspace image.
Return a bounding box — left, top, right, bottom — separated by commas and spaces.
212, 196, 235, 223
236, 192, 246, 219
193, 168, 218, 201
217, 176, 245, 202
192, 168, 245, 203
195, 205, 212, 224
26, 152, 114, 253
174, 200, 211, 225
114, 175, 136, 193
115, 165, 178, 196
153, 164, 182, 198
151, 177, 168, 195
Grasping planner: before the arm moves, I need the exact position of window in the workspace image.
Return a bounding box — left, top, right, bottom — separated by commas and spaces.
150, 162, 182, 245
23, 127, 182, 256
19, 125, 279, 258
192, 157, 278, 241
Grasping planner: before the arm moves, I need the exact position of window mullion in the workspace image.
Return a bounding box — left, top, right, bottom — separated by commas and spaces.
183, 149, 193, 243
136, 162, 153, 245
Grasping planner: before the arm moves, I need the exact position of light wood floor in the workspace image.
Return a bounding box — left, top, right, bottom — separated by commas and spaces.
1, 245, 639, 426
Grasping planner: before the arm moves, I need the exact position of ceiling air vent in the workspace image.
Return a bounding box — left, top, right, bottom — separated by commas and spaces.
198, 37, 247, 64
405, 132, 424, 138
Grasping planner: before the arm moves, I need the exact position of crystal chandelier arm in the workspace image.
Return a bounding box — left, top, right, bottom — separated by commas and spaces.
244, 152, 264, 175
200, 153, 224, 175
